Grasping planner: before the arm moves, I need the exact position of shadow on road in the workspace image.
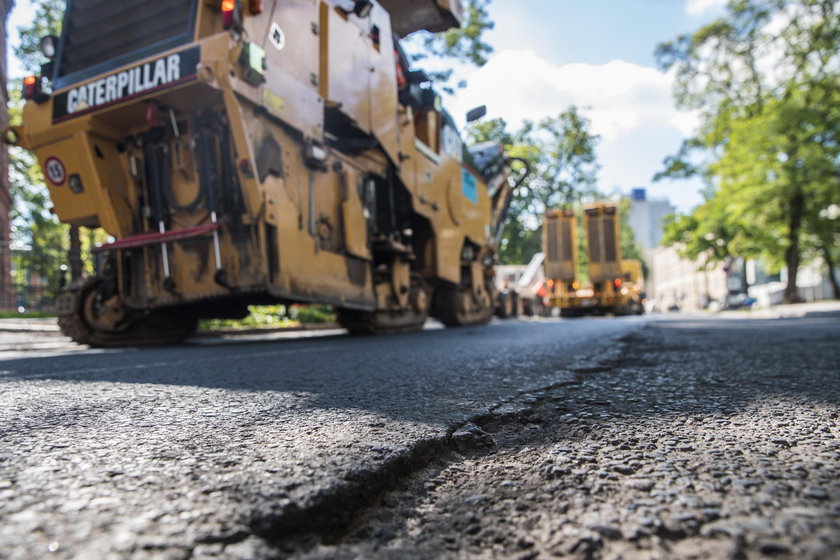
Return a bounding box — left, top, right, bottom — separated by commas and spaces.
0, 319, 643, 425
1, 316, 838, 425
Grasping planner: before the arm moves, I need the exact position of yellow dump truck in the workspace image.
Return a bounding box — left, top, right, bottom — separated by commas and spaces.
8, 0, 526, 345
617, 258, 645, 315
543, 203, 644, 317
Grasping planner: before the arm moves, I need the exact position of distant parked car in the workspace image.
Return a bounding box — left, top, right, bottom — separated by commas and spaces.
723, 294, 756, 310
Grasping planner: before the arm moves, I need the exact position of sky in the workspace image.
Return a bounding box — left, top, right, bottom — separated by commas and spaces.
442, 0, 729, 212
7, 0, 727, 211
7, 0, 42, 77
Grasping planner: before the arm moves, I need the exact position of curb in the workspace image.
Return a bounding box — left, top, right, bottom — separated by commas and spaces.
715, 303, 840, 320
0, 321, 341, 335
0, 322, 61, 333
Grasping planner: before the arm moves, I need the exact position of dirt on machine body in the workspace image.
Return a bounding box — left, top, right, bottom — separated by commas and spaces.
10, 0, 526, 345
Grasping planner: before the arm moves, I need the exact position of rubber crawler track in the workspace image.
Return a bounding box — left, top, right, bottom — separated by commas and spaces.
57, 278, 197, 347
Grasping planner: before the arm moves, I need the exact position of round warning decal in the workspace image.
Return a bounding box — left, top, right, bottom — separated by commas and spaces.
269, 23, 286, 51
45, 157, 67, 186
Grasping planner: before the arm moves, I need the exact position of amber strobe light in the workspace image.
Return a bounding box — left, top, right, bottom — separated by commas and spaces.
23, 75, 39, 100
222, 0, 236, 29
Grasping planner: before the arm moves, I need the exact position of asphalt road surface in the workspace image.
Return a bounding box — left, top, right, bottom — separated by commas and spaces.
1, 313, 838, 559
1, 317, 643, 559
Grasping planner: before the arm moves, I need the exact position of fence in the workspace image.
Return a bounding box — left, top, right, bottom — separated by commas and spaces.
0, 248, 60, 314
0, 280, 57, 314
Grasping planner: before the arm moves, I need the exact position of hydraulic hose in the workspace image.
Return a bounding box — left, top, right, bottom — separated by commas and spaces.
194, 123, 224, 277
143, 139, 173, 282
162, 139, 203, 213
492, 157, 531, 245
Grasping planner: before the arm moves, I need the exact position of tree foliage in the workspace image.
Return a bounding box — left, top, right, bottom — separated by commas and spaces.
522, 107, 601, 212
12, 0, 65, 73
419, 0, 494, 67
655, 0, 840, 302
404, 0, 494, 90
8, 88, 74, 301
8, 0, 90, 300
466, 108, 602, 265
618, 197, 648, 279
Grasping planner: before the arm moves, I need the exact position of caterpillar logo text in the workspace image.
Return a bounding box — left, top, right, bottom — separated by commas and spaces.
52, 47, 200, 122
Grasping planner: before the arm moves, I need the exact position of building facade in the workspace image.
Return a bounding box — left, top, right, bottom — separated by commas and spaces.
648, 246, 729, 312
1, 0, 14, 309
627, 188, 675, 251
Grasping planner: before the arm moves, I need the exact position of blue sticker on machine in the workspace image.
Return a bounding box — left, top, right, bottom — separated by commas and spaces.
462, 168, 478, 205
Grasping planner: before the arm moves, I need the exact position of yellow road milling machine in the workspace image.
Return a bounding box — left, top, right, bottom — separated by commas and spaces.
9, 0, 527, 345
543, 203, 644, 317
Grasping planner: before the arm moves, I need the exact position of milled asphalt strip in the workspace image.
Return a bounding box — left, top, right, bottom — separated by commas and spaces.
250, 334, 633, 550
0, 344, 346, 380
0, 319, 646, 556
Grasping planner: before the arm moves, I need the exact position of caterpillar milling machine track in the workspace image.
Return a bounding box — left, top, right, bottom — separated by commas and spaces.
9, 0, 528, 345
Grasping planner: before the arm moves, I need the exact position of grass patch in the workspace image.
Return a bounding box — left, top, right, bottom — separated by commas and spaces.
0, 311, 56, 319
199, 304, 335, 331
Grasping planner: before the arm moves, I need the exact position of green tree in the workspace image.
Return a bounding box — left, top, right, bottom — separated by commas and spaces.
9, 0, 79, 300
404, 0, 494, 91
507, 108, 600, 266
13, 0, 65, 73
466, 118, 539, 264
524, 107, 600, 211
618, 197, 648, 279
655, 0, 840, 304
418, 0, 494, 67
466, 107, 601, 265
660, 194, 738, 287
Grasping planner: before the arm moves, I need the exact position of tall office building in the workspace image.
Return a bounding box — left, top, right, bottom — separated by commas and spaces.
627, 188, 675, 251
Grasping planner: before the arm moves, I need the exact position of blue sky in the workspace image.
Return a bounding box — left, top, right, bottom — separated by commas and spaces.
444, 0, 728, 212
487, 0, 719, 67
8, 0, 726, 211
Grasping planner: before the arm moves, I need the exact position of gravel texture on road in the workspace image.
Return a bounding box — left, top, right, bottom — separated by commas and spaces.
300, 317, 840, 560
0, 318, 642, 559
2, 315, 837, 559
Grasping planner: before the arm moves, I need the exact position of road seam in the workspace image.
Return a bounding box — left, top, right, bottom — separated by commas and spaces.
245, 332, 638, 554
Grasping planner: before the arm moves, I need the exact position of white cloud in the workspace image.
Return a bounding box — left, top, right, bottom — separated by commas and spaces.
450, 50, 697, 141
447, 50, 703, 210
686, 0, 727, 16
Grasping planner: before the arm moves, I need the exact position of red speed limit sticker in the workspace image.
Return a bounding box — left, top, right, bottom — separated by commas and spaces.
44, 157, 67, 186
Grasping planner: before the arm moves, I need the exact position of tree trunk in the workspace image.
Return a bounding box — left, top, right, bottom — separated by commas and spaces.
783, 189, 804, 304
68, 225, 83, 282
824, 245, 840, 300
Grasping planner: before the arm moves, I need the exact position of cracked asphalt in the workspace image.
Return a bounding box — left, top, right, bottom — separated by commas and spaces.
0, 317, 641, 559
306, 316, 840, 560
1, 313, 838, 559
